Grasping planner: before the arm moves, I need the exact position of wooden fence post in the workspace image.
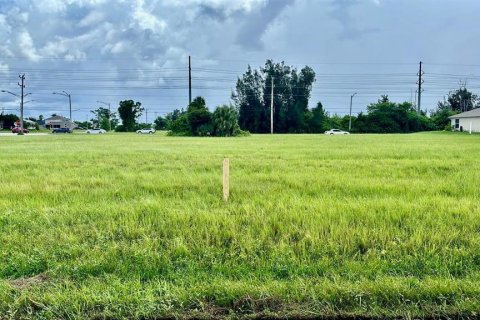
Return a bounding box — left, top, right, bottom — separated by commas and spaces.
223, 158, 229, 201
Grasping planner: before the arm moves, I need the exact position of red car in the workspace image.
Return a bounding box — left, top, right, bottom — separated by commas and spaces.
11, 127, 29, 134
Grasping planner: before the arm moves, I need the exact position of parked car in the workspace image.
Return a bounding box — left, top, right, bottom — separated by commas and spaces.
52, 128, 72, 134
324, 129, 350, 135
136, 128, 156, 134
11, 127, 29, 134
86, 128, 106, 134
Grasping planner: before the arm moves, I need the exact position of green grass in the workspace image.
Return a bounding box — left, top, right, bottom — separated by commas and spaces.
1, 132, 480, 319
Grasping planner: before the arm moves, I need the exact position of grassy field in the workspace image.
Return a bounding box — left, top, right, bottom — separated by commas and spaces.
1, 132, 480, 319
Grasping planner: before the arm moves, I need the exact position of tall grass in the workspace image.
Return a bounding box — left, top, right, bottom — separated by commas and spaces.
1, 132, 480, 318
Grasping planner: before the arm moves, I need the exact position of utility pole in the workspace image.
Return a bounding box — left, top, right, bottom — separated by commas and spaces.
1, 82, 31, 135
349, 92, 357, 132
189, 55, 192, 105
18, 74, 25, 135
145, 108, 148, 124
270, 77, 274, 134
417, 61, 424, 113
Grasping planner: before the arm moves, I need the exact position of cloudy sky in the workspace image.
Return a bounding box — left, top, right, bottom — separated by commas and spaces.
0, 0, 479, 122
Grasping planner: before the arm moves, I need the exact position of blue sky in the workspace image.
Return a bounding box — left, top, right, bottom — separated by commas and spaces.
0, 0, 479, 122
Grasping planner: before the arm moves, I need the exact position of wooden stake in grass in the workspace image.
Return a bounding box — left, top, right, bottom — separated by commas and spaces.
223, 158, 229, 201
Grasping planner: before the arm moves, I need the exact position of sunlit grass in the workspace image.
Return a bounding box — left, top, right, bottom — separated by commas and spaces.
1, 132, 480, 318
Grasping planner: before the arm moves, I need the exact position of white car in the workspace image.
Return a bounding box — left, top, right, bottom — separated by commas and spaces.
136, 128, 156, 134
86, 128, 106, 134
324, 129, 349, 135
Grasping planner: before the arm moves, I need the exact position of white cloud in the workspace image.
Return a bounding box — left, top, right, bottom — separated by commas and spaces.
78, 11, 105, 27
164, 0, 267, 14
17, 31, 41, 62
132, 0, 167, 33
35, 0, 68, 13
110, 41, 129, 54
34, 0, 109, 13
4, 6, 29, 28
39, 28, 104, 60
64, 49, 88, 61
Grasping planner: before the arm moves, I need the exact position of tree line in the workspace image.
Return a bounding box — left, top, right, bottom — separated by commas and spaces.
228, 60, 479, 134
2, 60, 478, 134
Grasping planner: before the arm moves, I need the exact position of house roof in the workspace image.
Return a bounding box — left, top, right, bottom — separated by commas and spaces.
45, 115, 69, 121
449, 108, 480, 119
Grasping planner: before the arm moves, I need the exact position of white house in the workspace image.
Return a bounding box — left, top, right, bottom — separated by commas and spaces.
449, 108, 480, 133
45, 115, 74, 129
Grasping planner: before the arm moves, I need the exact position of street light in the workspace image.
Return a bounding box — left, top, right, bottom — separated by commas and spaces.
349, 92, 357, 132
1, 89, 31, 135
52, 91, 72, 122
1, 90, 31, 98
96, 100, 111, 131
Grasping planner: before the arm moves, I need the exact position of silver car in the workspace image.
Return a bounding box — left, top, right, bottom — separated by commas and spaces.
86, 129, 107, 134
136, 128, 156, 134
324, 129, 349, 135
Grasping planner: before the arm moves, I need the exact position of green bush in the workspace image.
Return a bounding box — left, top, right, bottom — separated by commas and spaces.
115, 125, 126, 132
212, 105, 240, 136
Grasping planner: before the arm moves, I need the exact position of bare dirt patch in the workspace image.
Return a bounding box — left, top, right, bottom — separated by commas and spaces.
8, 273, 50, 290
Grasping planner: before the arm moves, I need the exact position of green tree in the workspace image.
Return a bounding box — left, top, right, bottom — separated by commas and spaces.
232, 66, 265, 133
74, 120, 90, 129
165, 109, 184, 129
353, 96, 433, 133
325, 113, 347, 131
154, 116, 167, 130
431, 100, 457, 130
167, 100, 243, 137
212, 105, 240, 136
0, 113, 19, 129
234, 60, 316, 133
164, 109, 189, 135
444, 87, 479, 112
307, 102, 328, 133
91, 107, 119, 131
169, 114, 189, 135
186, 97, 212, 136
117, 100, 143, 132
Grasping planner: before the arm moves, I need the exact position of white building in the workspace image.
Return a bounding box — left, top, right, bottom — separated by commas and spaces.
449, 108, 480, 133
45, 115, 74, 129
